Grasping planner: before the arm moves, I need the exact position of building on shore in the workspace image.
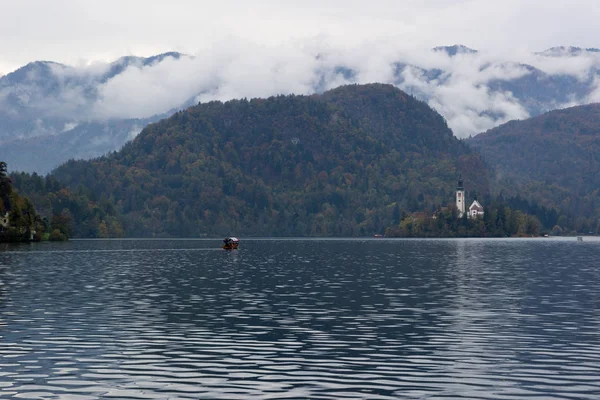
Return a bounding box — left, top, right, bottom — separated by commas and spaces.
456, 176, 484, 218
456, 176, 465, 217
468, 197, 484, 218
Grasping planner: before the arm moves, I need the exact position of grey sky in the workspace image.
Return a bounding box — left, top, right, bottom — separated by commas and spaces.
1, 0, 599, 74
2, 0, 600, 140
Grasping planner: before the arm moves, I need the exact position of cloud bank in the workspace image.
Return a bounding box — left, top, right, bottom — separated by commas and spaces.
1, 0, 600, 69
2, 39, 600, 139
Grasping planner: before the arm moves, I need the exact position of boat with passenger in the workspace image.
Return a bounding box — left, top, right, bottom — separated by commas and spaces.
223, 237, 240, 250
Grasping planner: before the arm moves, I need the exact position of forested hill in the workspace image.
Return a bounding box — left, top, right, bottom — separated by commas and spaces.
53, 84, 489, 237
467, 103, 600, 222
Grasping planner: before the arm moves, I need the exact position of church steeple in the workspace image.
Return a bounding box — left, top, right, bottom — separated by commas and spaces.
456, 174, 465, 217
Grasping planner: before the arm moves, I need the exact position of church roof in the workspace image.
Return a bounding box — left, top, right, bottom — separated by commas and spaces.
469, 200, 484, 211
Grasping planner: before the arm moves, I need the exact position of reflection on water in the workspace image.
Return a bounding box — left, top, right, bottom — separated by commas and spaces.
1, 238, 600, 399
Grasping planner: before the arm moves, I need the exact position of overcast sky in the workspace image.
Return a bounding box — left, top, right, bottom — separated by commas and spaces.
1, 0, 599, 74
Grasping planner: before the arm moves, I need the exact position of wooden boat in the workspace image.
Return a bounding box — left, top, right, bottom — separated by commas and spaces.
223, 237, 240, 250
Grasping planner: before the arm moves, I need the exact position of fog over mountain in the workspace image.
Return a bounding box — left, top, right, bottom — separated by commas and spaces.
2, 43, 600, 173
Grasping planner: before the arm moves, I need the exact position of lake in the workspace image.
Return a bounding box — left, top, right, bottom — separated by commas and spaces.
1, 238, 600, 399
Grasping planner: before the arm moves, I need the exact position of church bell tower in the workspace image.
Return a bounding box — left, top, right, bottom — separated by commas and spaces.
456, 175, 465, 217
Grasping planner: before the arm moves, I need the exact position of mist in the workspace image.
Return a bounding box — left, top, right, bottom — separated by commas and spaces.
2, 39, 600, 138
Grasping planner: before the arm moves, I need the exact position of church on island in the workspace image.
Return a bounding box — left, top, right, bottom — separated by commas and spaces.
456, 176, 484, 218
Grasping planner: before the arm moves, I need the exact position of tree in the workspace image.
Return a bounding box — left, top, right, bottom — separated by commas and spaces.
0, 161, 12, 199
51, 209, 73, 238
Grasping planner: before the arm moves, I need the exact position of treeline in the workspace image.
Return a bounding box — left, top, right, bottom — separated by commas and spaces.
467, 103, 600, 228
0, 161, 71, 242
385, 196, 598, 238
501, 194, 598, 235
9, 172, 124, 238
386, 203, 543, 238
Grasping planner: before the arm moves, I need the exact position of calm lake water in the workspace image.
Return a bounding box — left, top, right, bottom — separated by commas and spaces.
1, 238, 600, 399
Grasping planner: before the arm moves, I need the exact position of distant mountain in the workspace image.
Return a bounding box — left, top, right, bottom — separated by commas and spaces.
433, 45, 478, 56
1, 118, 150, 173
0, 53, 186, 173
467, 103, 600, 224
536, 46, 600, 57
51, 84, 490, 237
3, 46, 600, 174
101, 52, 184, 82
484, 63, 592, 117
394, 47, 600, 122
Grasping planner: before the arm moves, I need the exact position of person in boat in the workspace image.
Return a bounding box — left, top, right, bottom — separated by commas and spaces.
223, 237, 239, 249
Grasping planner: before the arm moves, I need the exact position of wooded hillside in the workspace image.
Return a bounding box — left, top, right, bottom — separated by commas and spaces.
468, 103, 600, 232
50, 84, 490, 237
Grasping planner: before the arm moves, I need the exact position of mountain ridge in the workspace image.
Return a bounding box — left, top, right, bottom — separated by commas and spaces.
3, 45, 600, 173
467, 103, 600, 228
50, 83, 490, 237
10, 84, 599, 237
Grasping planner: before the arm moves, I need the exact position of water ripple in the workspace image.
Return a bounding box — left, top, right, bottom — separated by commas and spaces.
1, 239, 600, 399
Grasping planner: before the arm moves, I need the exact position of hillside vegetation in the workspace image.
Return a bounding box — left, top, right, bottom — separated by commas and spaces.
0, 162, 56, 241
50, 84, 489, 237
468, 104, 600, 232
9, 172, 124, 238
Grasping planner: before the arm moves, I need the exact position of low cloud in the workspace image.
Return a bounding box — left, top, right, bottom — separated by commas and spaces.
3, 38, 600, 138
586, 76, 600, 103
